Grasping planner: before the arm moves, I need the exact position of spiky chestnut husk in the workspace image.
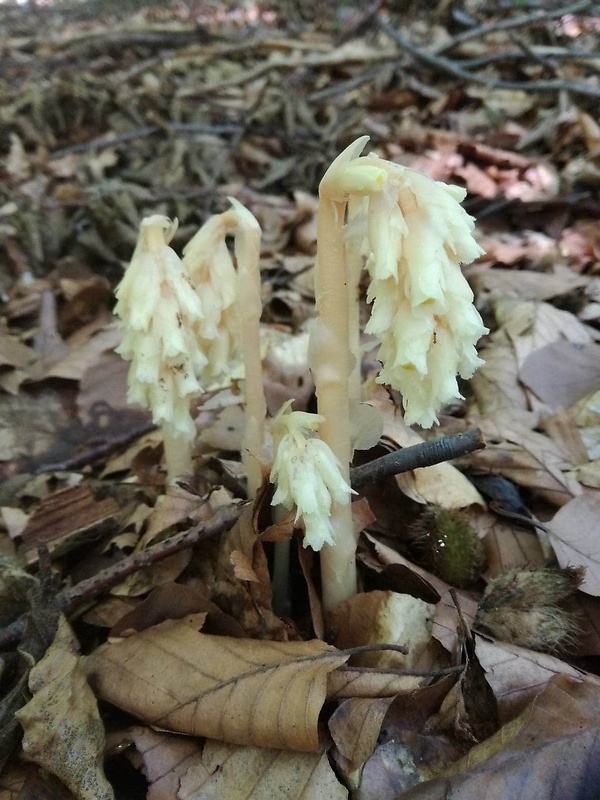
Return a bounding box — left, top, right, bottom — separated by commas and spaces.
416, 508, 485, 588
476, 566, 584, 653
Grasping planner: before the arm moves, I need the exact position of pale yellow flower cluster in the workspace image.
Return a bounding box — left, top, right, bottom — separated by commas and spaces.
270, 402, 355, 551
357, 155, 487, 427
181, 207, 241, 384
114, 216, 206, 437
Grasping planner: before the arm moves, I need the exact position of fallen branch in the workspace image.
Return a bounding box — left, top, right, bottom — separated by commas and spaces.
350, 428, 485, 489
0, 502, 244, 650
379, 16, 600, 99
431, 0, 592, 56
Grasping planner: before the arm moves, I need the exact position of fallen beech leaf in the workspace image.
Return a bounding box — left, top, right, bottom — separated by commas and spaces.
16, 617, 114, 800
84, 615, 347, 752
109, 585, 207, 637
400, 676, 600, 799
469, 507, 545, 576
475, 635, 600, 723
497, 299, 592, 366
520, 340, 600, 410
230, 549, 260, 582
368, 393, 484, 508
329, 591, 435, 670
127, 727, 205, 800
475, 416, 582, 506
0, 763, 75, 800
470, 340, 529, 418
547, 493, 600, 595
329, 697, 394, 770
468, 264, 586, 302
328, 669, 421, 700
178, 740, 347, 800
109, 549, 192, 597
0, 331, 34, 370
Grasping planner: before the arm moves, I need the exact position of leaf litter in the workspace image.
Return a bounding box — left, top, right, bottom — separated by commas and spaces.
1, 0, 600, 797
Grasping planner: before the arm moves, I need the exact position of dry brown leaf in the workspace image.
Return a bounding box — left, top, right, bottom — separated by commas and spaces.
469, 507, 545, 576
230, 549, 260, 582
474, 635, 600, 723
328, 667, 423, 700
329, 697, 394, 770
110, 549, 192, 598
16, 617, 114, 800
109, 585, 207, 637
44, 325, 121, 382
369, 392, 483, 507
470, 340, 529, 418
0, 331, 34, 370
540, 409, 589, 467
547, 492, 600, 595
432, 589, 478, 655
178, 740, 347, 800
496, 299, 592, 367
329, 591, 435, 670
84, 615, 347, 752
400, 675, 600, 800
475, 416, 582, 506
127, 727, 204, 800
0, 763, 75, 800
362, 533, 475, 656
519, 340, 600, 410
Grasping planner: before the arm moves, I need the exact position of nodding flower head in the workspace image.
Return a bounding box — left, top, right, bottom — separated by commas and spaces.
358, 156, 488, 427
270, 401, 356, 551
114, 215, 207, 436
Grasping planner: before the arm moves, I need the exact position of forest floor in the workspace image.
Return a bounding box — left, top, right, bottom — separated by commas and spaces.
1, 1, 600, 798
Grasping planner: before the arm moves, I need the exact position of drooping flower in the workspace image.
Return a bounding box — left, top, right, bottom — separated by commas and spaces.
270, 401, 355, 551
181, 207, 241, 384
114, 215, 207, 437
360, 155, 488, 427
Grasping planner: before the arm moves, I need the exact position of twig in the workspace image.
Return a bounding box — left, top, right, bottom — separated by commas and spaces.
0, 503, 244, 650
350, 428, 485, 489
431, 0, 592, 56
456, 47, 600, 71
33, 421, 157, 475
379, 16, 600, 98
50, 123, 241, 159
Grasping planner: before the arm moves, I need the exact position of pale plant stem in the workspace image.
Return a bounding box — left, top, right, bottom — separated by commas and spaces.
314, 197, 357, 610
163, 424, 193, 483
346, 236, 363, 410
235, 215, 267, 498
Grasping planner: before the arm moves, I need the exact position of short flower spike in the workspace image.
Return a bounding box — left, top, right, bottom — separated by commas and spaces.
181, 210, 240, 384
114, 215, 208, 480
270, 402, 355, 551
181, 198, 266, 496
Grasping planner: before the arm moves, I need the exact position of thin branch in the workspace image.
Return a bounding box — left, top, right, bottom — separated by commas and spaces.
379, 16, 600, 98
0, 503, 244, 650
456, 47, 600, 71
350, 428, 485, 489
33, 421, 157, 474
431, 0, 592, 56
50, 123, 241, 159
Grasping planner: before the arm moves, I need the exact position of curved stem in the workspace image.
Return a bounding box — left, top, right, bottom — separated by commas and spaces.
233, 204, 267, 498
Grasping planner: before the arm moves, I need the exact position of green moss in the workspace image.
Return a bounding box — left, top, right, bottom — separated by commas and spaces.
426, 509, 485, 588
